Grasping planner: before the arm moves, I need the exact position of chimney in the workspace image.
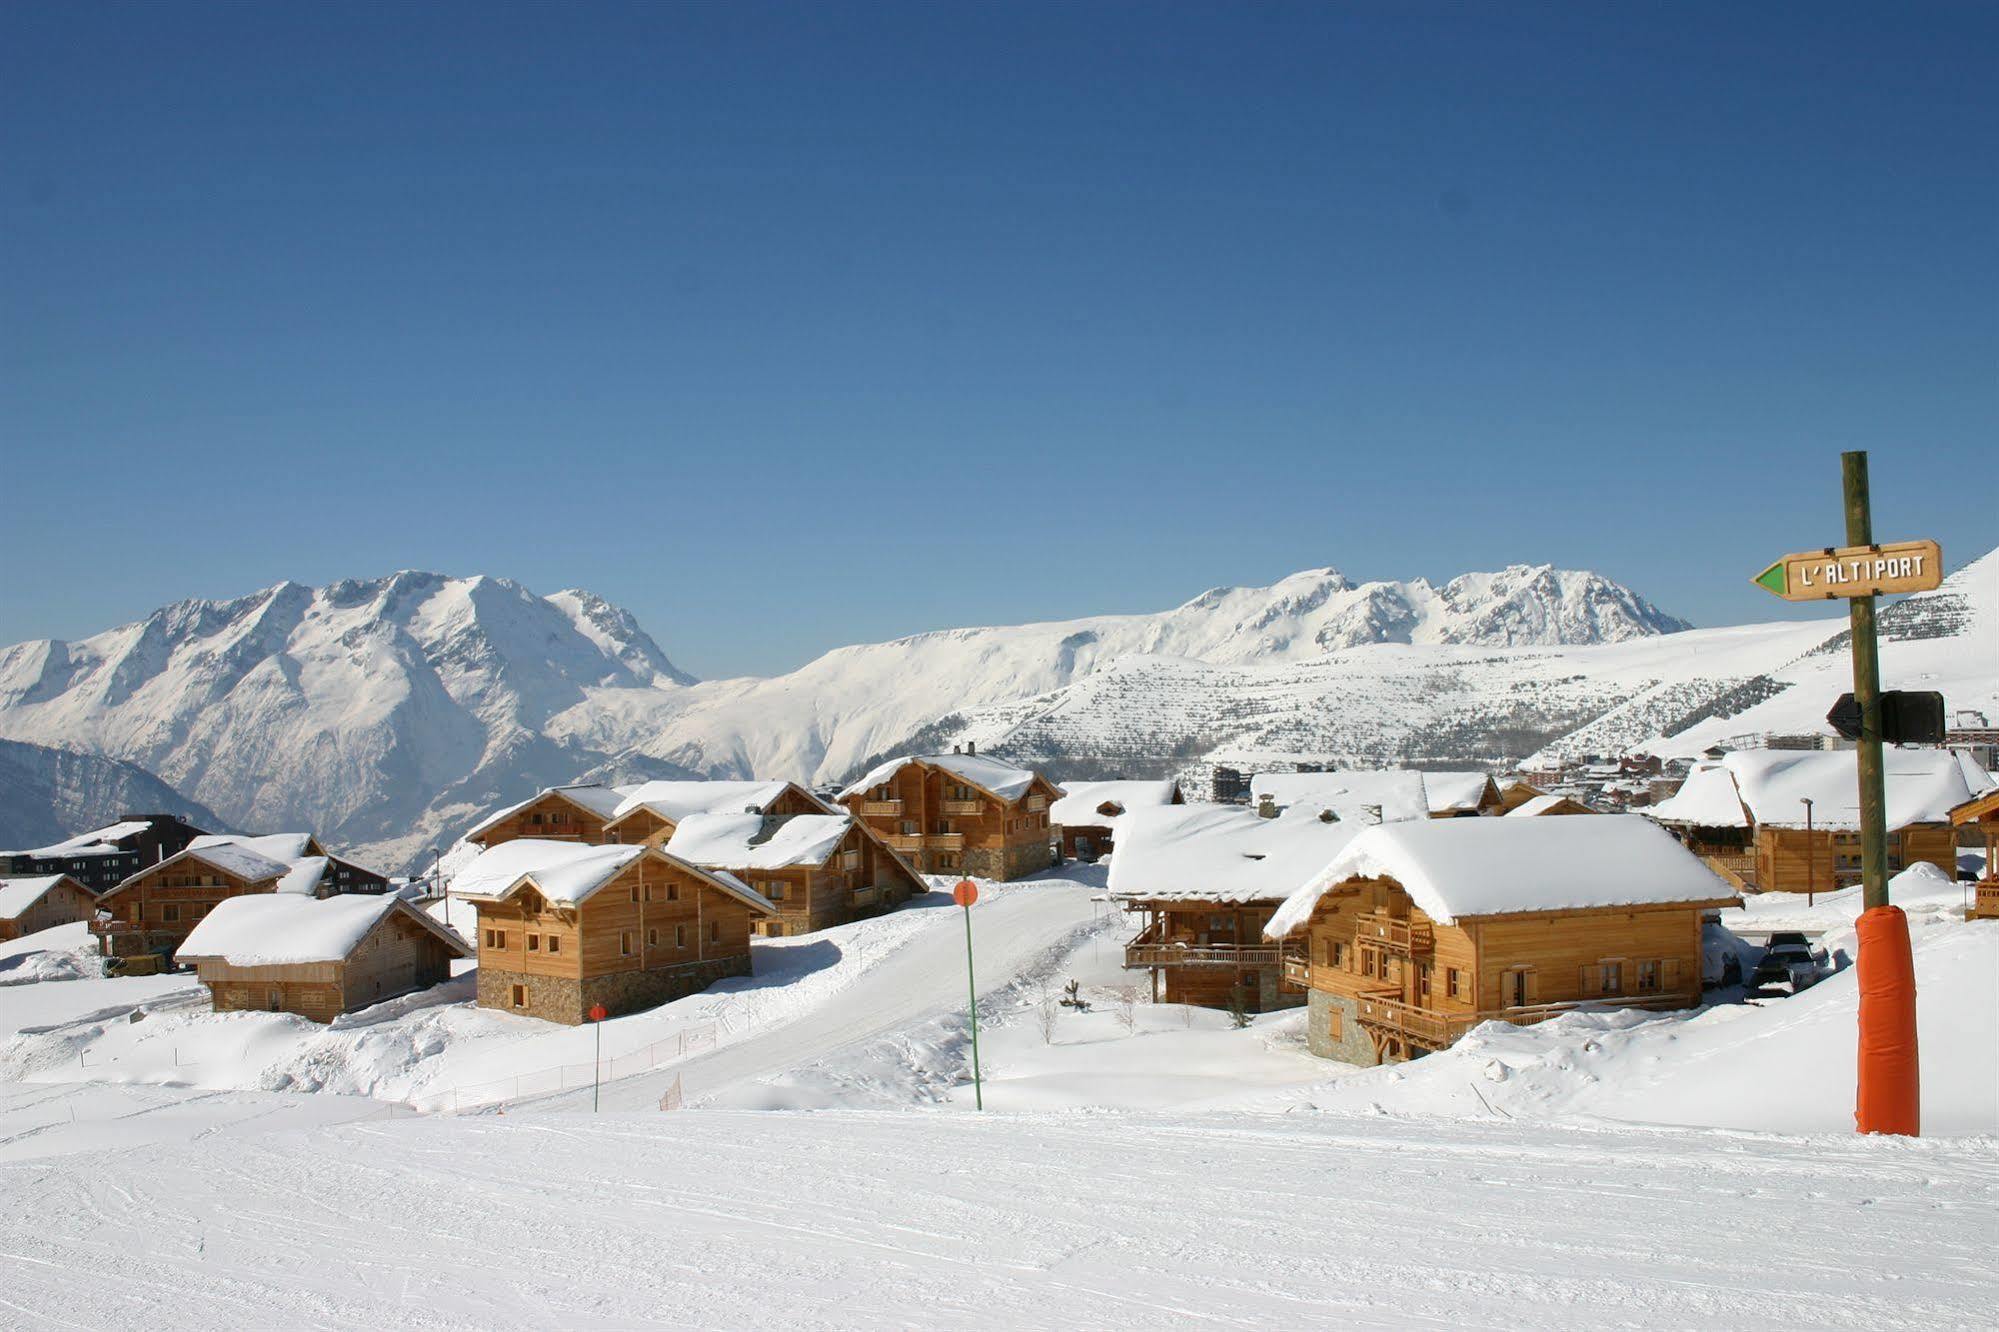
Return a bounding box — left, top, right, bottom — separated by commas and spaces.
966, 740, 976, 755
1257, 794, 1278, 820
952, 744, 962, 754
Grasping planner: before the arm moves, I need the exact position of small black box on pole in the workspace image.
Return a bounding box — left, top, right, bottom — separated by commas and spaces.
1827, 690, 1946, 745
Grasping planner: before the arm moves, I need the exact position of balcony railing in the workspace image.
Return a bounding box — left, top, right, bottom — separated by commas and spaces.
1973, 882, 1999, 921
89, 918, 140, 935
1123, 925, 1301, 970
1282, 956, 1311, 988
859, 800, 903, 817
941, 800, 982, 817
886, 833, 964, 853
1357, 912, 1432, 954
1353, 990, 1705, 1051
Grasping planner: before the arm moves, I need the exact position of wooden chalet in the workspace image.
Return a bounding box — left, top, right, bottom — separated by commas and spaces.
451, 840, 777, 1024
1267, 815, 1738, 1065
463, 783, 635, 849
177, 894, 471, 1023
1497, 781, 1548, 814
838, 749, 1062, 880
1107, 804, 1356, 1012
1504, 793, 1594, 817
3, 813, 207, 893
1048, 779, 1183, 863
601, 780, 833, 848
0, 875, 97, 942
89, 833, 388, 961
1649, 749, 1980, 892
664, 812, 925, 936
1950, 789, 1999, 920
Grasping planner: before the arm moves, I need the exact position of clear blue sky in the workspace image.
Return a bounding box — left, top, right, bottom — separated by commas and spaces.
5, 1, 1994, 679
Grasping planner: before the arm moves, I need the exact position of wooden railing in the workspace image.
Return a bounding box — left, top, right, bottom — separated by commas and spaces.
1353, 990, 1705, 1050
1124, 926, 1300, 969
1282, 956, 1311, 989
1024, 795, 1047, 812
89, 918, 139, 935
887, 832, 964, 853
941, 800, 982, 817
1357, 912, 1432, 954
859, 800, 902, 816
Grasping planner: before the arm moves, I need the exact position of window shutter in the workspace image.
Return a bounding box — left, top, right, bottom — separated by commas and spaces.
1579, 965, 1602, 999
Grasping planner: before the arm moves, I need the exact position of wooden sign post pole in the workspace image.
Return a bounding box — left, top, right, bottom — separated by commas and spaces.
1841, 450, 1918, 1136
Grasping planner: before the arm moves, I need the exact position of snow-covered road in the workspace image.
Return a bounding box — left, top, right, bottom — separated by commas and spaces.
1, 1107, 1990, 1328
523, 880, 1105, 1111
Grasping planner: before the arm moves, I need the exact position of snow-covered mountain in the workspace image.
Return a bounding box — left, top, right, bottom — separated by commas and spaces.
620, 565, 1690, 782
0, 739, 230, 850
0, 573, 699, 868
9, 552, 1988, 872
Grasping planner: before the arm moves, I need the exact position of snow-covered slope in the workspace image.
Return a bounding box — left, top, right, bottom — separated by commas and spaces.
0, 739, 229, 849
0, 573, 697, 869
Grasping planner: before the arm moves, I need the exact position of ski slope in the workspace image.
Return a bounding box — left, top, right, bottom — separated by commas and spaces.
0, 1107, 1991, 1329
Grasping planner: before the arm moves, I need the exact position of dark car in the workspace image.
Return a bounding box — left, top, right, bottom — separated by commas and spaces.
1750, 931, 1822, 991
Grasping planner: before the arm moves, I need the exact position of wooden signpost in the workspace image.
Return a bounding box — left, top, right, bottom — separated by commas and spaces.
1751, 539, 1942, 601
1755, 453, 1935, 1137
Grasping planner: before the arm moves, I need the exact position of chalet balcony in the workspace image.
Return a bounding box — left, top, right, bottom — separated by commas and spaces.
89, 917, 139, 936
1352, 993, 1476, 1049
887, 832, 964, 853
1357, 911, 1432, 954
1123, 925, 1301, 970
941, 800, 982, 817
1282, 956, 1311, 988
859, 800, 903, 817
1024, 795, 1047, 812
1970, 882, 1999, 921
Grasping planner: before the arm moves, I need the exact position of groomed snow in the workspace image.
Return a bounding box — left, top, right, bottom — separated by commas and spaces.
665, 813, 852, 869
839, 753, 1044, 804
0, 875, 76, 919
1247, 770, 1430, 823
1108, 803, 1359, 903
176, 893, 468, 967
1269, 814, 1737, 935
1046, 778, 1179, 829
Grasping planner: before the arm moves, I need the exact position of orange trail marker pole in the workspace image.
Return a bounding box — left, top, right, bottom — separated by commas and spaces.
954, 879, 983, 1110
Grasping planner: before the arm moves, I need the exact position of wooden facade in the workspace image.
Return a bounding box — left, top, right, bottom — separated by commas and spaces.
1497, 781, 1547, 814
0, 875, 97, 942
466, 787, 624, 849
841, 759, 1062, 881
1119, 897, 1303, 1012
3, 814, 207, 894
186, 903, 469, 1024
1282, 877, 1732, 1065
461, 850, 774, 1025
721, 825, 925, 939
1950, 790, 1999, 920
1752, 824, 1958, 895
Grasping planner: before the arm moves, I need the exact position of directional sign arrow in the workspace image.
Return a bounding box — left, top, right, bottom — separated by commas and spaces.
1754, 562, 1789, 597
1753, 539, 1943, 602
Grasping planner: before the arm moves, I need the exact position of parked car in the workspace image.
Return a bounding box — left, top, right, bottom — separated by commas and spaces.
1750, 931, 1823, 992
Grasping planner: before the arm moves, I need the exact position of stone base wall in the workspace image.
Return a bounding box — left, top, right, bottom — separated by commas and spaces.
479, 955, 751, 1025
1306, 988, 1384, 1066
960, 839, 1055, 883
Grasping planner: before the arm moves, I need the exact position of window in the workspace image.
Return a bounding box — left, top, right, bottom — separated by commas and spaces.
527, 933, 541, 952
675, 924, 687, 948
493, 930, 507, 950
708, 920, 719, 944
667, 883, 680, 903
630, 885, 640, 903
1361, 949, 1377, 978
510, 984, 528, 1009
647, 928, 659, 947
161, 904, 180, 923
620, 931, 635, 957
547, 935, 560, 955
267, 989, 283, 1011
1636, 960, 1660, 992
1447, 967, 1466, 1001
1599, 961, 1623, 995
483, 928, 496, 948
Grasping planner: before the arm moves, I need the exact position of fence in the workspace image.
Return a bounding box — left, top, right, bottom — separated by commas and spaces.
428, 1021, 720, 1113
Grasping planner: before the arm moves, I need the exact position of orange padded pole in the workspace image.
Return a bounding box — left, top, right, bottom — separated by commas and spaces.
1854, 905, 1919, 1136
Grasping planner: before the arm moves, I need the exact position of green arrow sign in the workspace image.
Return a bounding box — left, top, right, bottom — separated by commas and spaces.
1753, 562, 1788, 597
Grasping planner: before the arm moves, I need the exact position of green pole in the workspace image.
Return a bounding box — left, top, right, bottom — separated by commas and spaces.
1841, 450, 1889, 910
593, 1020, 602, 1113
963, 903, 983, 1110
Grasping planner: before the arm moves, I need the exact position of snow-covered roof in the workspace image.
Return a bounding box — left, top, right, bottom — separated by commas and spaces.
1267, 814, 1736, 936
14, 820, 157, 858
176, 893, 470, 968
1048, 780, 1180, 830
172, 843, 293, 885
190, 833, 319, 864
839, 754, 1047, 804
0, 876, 85, 919
609, 780, 816, 824
1506, 794, 1578, 817
1248, 771, 1430, 824
664, 813, 854, 870
1651, 750, 1985, 832
450, 839, 775, 914
463, 783, 637, 840
1422, 771, 1498, 815
1108, 804, 1361, 904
